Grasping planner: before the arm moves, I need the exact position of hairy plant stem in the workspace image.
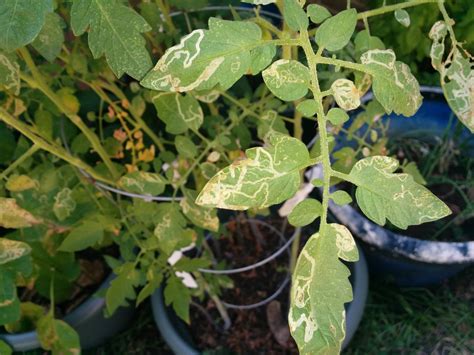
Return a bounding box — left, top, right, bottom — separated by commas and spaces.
17, 48, 119, 180
300, 30, 331, 235
0, 108, 115, 185
0, 144, 39, 181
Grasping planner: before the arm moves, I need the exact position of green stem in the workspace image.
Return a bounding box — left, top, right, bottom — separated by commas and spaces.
18, 48, 119, 180
300, 30, 331, 234
0, 144, 40, 180
316, 56, 372, 74
0, 108, 115, 185
156, 0, 176, 32
357, 0, 438, 20
290, 228, 301, 273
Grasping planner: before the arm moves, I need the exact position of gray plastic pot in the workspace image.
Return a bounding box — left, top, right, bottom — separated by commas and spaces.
0, 273, 135, 352
151, 244, 368, 354
325, 86, 474, 286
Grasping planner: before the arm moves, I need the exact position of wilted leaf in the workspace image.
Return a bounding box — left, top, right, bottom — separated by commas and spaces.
289, 224, 358, 354
263, 60, 310, 101
349, 156, 451, 229
196, 133, 310, 210
0, 0, 53, 51
153, 93, 203, 134
71, 0, 152, 79
361, 49, 422, 116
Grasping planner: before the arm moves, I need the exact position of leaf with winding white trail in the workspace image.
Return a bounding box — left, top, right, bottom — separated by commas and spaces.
0, 52, 20, 95
0, 239, 31, 266
289, 224, 358, 354
153, 92, 203, 134
394, 9, 410, 28
0, 0, 53, 51
361, 49, 422, 117
141, 18, 266, 92
181, 189, 219, 232
428, 21, 474, 132
263, 60, 310, 101
331, 79, 361, 111
71, 0, 152, 80
349, 156, 451, 229
196, 133, 311, 210
118, 171, 167, 196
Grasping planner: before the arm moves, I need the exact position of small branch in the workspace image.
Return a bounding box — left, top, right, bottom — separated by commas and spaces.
357, 0, 438, 20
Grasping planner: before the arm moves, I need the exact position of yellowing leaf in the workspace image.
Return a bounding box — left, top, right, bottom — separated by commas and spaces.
6, 175, 37, 192
0, 238, 31, 265
289, 224, 358, 354
0, 198, 41, 228
349, 156, 451, 229
37, 314, 80, 355
361, 49, 422, 117
0, 52, 20, 95
196, 133, 311, 210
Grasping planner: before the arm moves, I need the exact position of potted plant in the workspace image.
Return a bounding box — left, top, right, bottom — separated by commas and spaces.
0, 146, 135, 352
0, 0, 471, 354
324, 87, 474, 286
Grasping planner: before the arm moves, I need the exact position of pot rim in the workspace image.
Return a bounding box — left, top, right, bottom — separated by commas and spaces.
323, 86, 474, 265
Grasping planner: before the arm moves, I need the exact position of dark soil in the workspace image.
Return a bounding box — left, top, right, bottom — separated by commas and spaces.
189, 216, 299, 354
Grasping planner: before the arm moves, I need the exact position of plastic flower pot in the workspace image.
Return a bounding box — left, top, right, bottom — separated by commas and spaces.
327, 86, 474, 287
0, 273, 136, 352
150, 232, 368, 354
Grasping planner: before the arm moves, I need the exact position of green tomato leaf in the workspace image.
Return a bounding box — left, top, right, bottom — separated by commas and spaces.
315, 9, 357, 52
288, 198, 322, 227
4, 302, 44, 333
0, 271, 18, 321
250, 43, 276, 75
394, 9, 411, 28
0, 52, 20, 95
307, 4, 332, 25
402, 162, 427, 186
349, 156, 452, 229
164, 276, 191, 323
354, 30, 385, 59
141, 18, 264, 92
153, 93, 203, 134
296, 100, 318, 118
71, 0, 152, 80
361, 49, 422, 117
37, 314, 80, 355
58, 221, 104, 252
118, 171, 167, 196
330, 190, 352, 205
175, 136, 198, 159
0, 0, 53, 51
289, 223, 358, 354
283, 0, 309, 32
32, 12, 64, 62
263, 59, 310, 101
180, 190, 219, 232
106, 262, 140, 315
327, 108, 349, 125
0, 198, 42, 228
196, 133, 311, 210
153, 204, 196, 255
331, 79, 361, 111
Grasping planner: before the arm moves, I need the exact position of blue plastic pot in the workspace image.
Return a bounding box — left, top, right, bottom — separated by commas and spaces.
0, 273, 135, 352
151, 244, 368, 354
328, 87, 474, 287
